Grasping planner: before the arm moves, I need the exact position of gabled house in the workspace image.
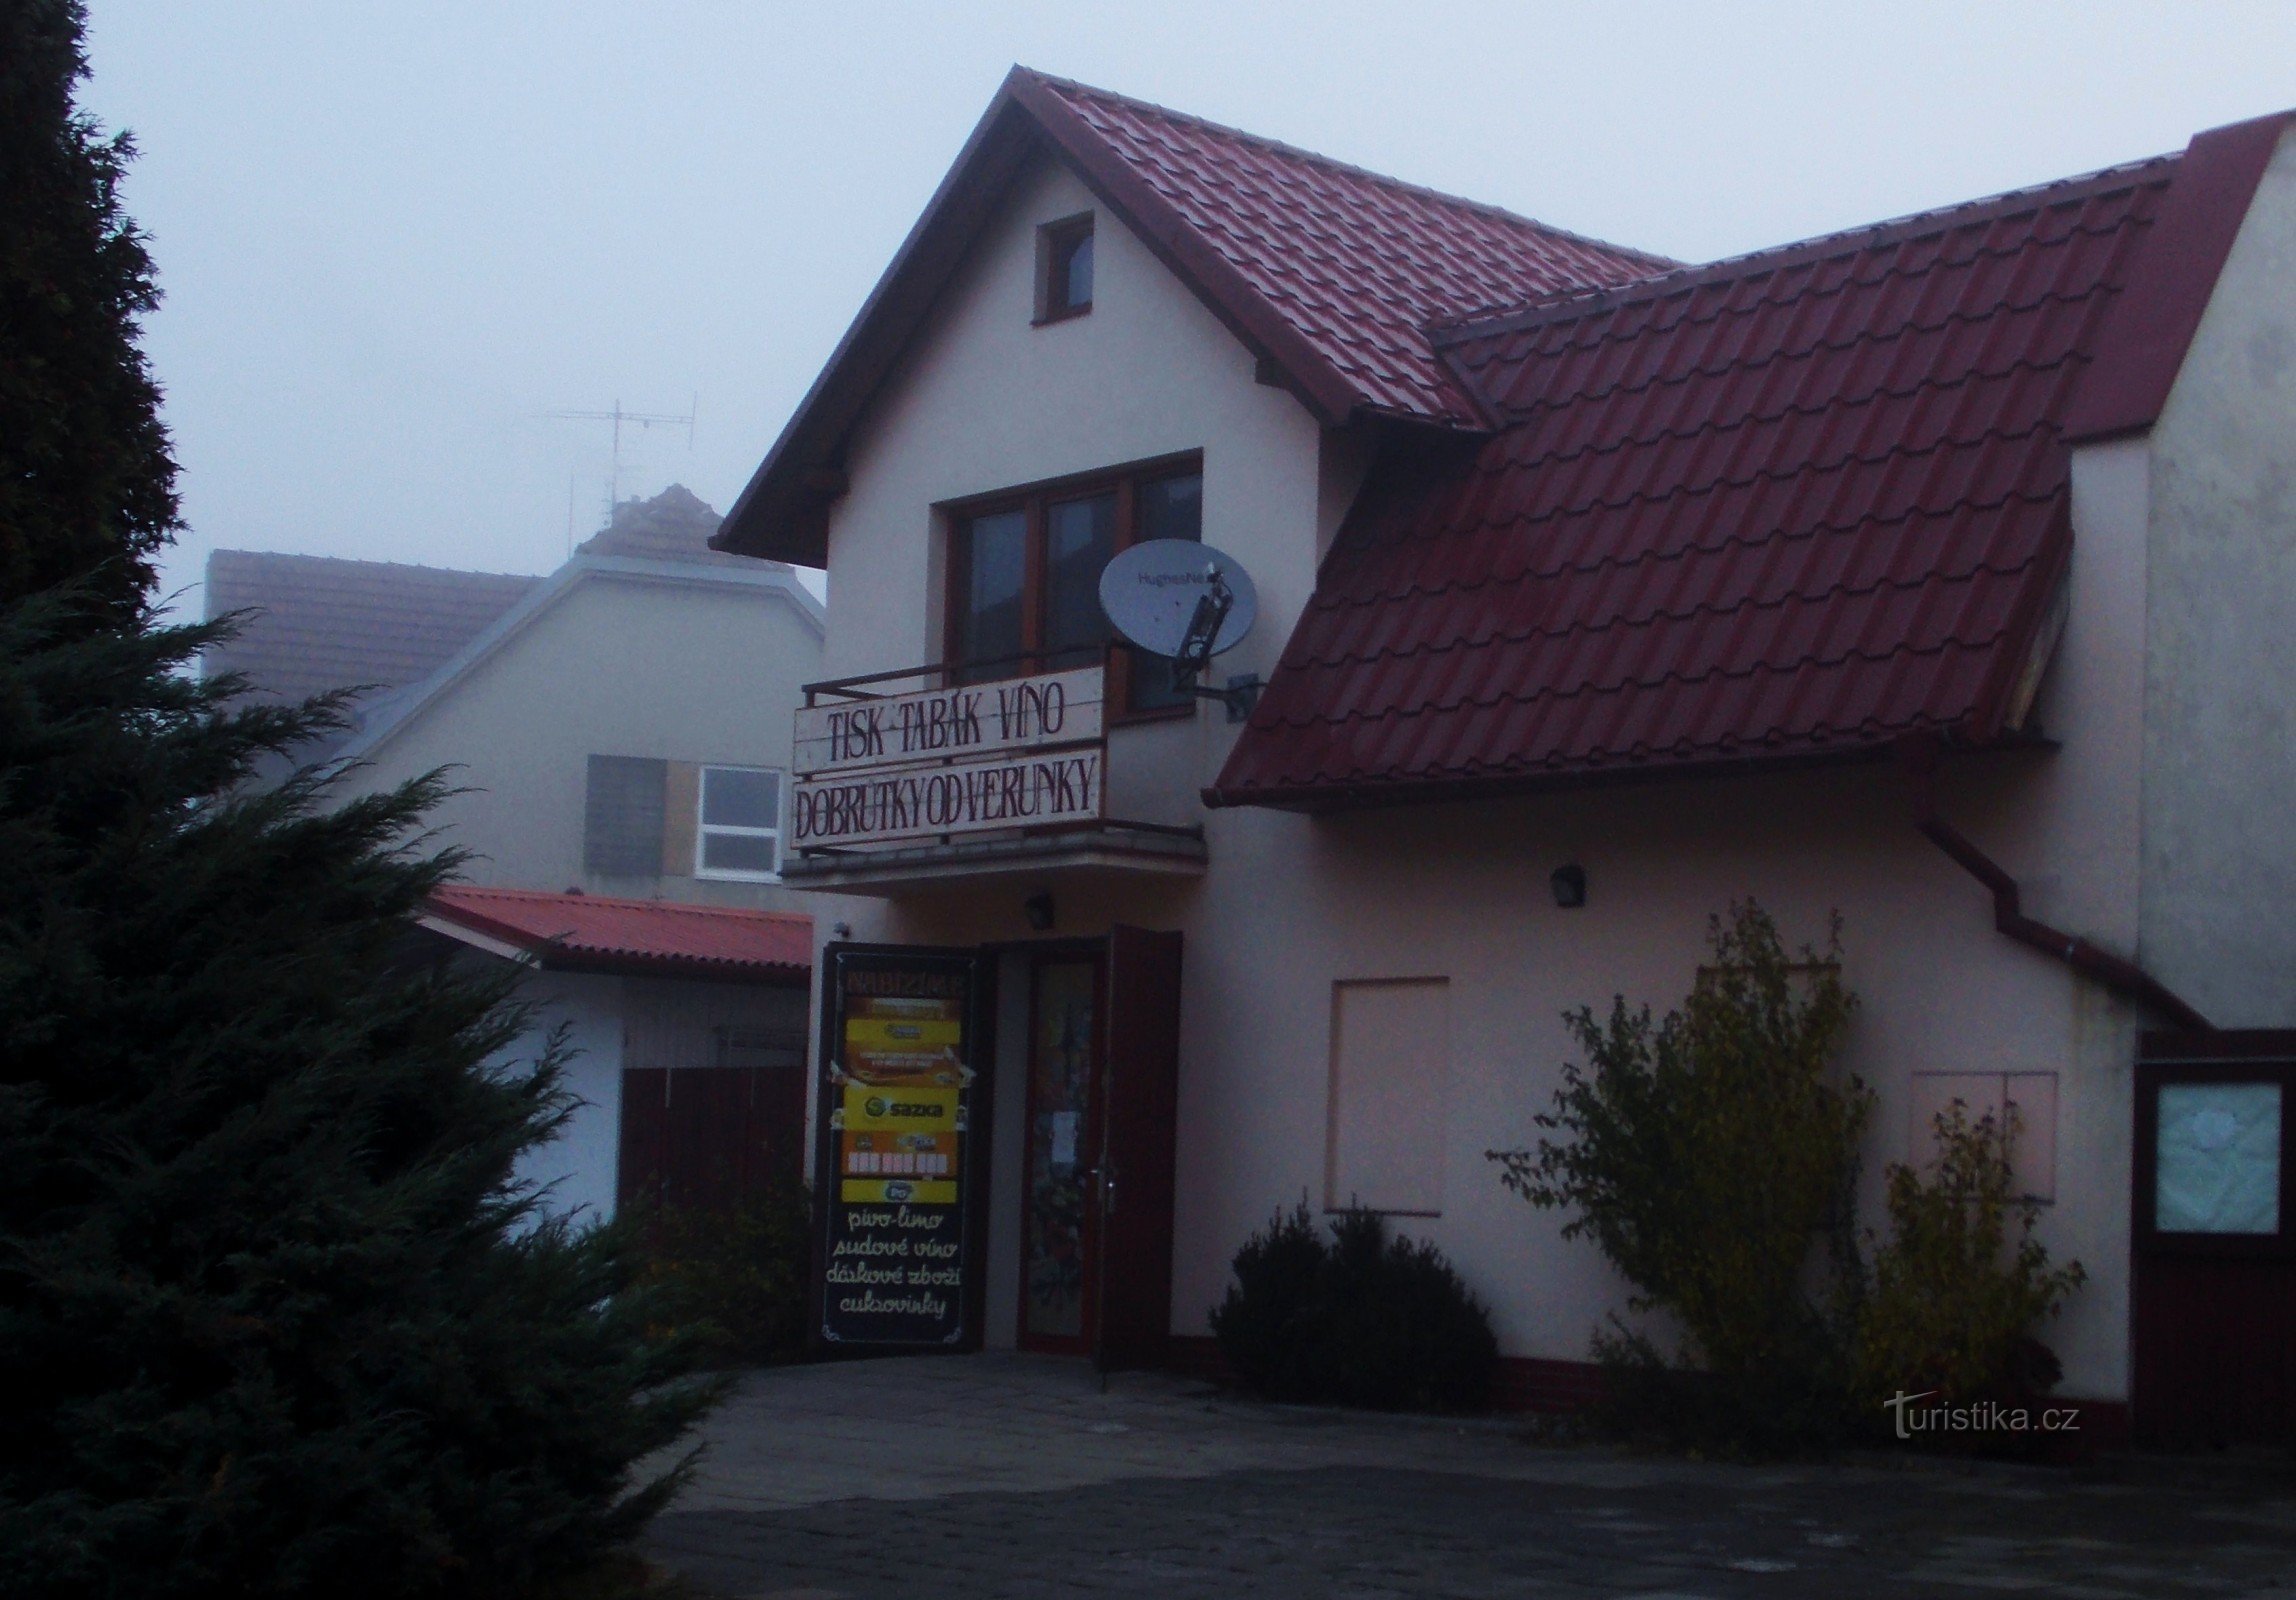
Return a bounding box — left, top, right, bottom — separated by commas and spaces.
717, 69, 2296, 1443
206, 485, 827, 1224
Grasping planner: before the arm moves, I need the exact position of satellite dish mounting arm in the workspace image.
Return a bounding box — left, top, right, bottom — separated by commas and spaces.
1167, 567, 1259, 719
1169, 571, 1232, 689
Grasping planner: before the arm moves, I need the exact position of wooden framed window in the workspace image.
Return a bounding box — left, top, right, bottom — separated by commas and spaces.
943, 455, 1201, 716
2137, 1061, 2291, 1252
1035, 213, 1094, 323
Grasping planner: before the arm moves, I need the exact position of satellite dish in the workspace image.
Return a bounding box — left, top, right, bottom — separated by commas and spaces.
1098, 540, 1258, 660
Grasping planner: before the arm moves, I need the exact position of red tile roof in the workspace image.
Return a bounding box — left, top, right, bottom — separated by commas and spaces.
423, 887, 812, 983
1019, 74, 1669, 426
1208, 140, 2237, 808
716, 69, 1663, 562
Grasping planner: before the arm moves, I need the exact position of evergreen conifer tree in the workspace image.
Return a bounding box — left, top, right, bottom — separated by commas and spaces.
1, 1, 178, 616
1, 7, 715, 1595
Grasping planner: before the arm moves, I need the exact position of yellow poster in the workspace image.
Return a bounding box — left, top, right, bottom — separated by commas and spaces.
842, 994, 965, 1088
842, 1082, 959, 1133
844, 1016, 964, 1052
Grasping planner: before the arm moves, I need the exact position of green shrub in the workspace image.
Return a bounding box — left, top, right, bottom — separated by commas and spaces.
635, 1186, 813, 1369
1489, 901, 1870, 1452
1208, 1200, 1328, 1402
1316, 1210, 1499, 1412
1855, 1100, 2085, 1415
1211, 1201, 1496, 1412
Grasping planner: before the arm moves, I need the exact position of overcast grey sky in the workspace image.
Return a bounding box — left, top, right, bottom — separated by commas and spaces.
82, 2, 2296, 611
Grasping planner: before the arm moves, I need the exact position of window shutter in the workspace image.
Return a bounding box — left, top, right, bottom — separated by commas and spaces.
583, 755, 667, 876
661, 761, 700, 875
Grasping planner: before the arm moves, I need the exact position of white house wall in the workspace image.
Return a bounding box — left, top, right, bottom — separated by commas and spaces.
500, 971, 626, 1225
2141, 123, 2296, 1025
802, 142, 2192, 1403
330, 572, 822, 911
826, 152, 1328, 831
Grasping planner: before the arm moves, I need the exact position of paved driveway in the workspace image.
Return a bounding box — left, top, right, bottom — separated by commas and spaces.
646, 1354, 2296, 1599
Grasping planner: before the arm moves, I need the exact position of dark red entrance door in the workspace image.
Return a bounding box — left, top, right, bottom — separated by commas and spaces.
1094, 925, 1184, 1373
2132, 1031, 2296, 1447
1008, 928, 1185, 1367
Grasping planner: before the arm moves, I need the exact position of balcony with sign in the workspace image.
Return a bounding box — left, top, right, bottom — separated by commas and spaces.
784, 647, 1212, 895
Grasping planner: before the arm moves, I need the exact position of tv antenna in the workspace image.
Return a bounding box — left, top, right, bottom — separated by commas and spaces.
545, 394, 697, 518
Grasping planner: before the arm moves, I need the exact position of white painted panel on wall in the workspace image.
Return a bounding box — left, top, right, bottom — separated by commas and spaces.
1908, 1070, 2058, 1203
1327, 978, 1450, 1216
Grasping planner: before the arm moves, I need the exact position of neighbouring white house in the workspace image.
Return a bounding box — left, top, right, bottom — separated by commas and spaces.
711, 70, 2296, 1444
204, 485, 826, 1223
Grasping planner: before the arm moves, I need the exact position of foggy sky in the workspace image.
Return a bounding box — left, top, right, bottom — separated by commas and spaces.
81, 2, 2296, 612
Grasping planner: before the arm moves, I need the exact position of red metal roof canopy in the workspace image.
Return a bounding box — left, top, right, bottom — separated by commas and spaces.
423, 886, 812, 984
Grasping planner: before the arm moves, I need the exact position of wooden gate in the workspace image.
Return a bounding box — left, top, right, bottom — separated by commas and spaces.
2132, 1030, 2296, 1446
617, 1062, 806, 1214
616, 980, 808, 1216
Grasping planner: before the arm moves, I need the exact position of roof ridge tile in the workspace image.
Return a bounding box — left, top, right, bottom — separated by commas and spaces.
1431, 152, 2179, 348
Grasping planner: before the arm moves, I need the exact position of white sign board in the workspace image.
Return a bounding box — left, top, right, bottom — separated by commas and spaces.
792, 745, 1104, 849
794, 666, 1104, 779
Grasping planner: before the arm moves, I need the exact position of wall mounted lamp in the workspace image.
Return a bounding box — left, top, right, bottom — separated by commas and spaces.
1550, 863, 1587, 909
1023, 892, 1057, 932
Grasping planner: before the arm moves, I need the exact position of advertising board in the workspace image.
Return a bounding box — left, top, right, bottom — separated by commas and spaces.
813, 946, 990, 1349
793, 666, 1103, 778
791, 744, 1102, 850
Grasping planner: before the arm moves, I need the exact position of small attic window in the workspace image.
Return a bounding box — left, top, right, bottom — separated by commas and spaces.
1035, 213, 1094, 323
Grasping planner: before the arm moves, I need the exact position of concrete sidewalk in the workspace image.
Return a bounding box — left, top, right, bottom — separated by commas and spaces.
646, 1353, 2296, 1598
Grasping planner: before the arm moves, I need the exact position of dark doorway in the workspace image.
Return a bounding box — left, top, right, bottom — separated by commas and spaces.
2132, 1031, 2296, 1447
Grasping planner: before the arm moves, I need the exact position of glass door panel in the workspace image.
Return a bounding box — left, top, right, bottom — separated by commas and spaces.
2157, 1081, 2283, 1234
1021, 956, 1099, 1346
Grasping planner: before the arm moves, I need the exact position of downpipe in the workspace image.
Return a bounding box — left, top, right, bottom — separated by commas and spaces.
1912, 811, 2211, 1033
